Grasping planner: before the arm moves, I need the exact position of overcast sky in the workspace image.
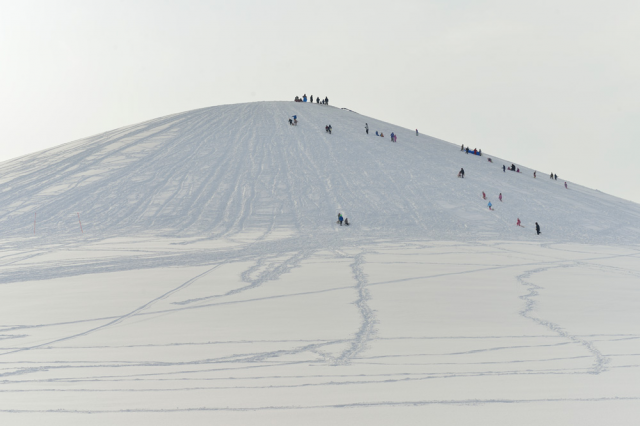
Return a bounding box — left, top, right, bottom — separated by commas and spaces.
1, 0, 639, 203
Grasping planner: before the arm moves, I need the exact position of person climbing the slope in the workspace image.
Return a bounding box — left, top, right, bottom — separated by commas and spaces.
535, 222, 541, 235
488, 201, 493, 211
344, 218, 350, 226
482, 191, 486, 200
534, 171, 537, 178
288, 118, 293, 125
390, 132, 395, 142
337, 213, 343, 226
292, 115, 298, 126
459, 168, 465, 178
365, 123, 369, 134
499, 193, 502, 202
565, 182, 568, 189
517, 218, 521, 227
394, 134, 397, 142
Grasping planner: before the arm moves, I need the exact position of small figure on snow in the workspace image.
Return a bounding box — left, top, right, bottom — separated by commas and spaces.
488, 158, 493, 163
416, 129, 419, 136
288, 118, 293, 126
466, 147, 470, 154
292, 115, 298, 126
550, 172, 554, 179
479, 149, 482, 156
488, 201, 493, 210
535, 222, 541, 235
517, 168, 520, 173
390, 132, 395, 142
310, 95, 313, 103
303, 94, 307, 102
564, 182, 568, 189
458, 168, 465, 178
554, 174, 558, 180
503, 165, 506, 172
517, 218, 522, 227
534, 171, 537, 178
344, 218, 350, 226
380, 132, 384, 138
365, 123, 369, 134
482, 191, 486, 200
499, 193, 503, 202
325, 97, 329, 105
337, 213, 344, 226
461, 144, 465, 151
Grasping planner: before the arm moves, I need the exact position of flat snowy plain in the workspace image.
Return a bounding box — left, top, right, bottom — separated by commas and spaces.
0, 102, 639, 425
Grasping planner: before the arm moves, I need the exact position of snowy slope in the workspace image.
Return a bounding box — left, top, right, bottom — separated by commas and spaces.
0, 102, 639, 425
1, 101, 638, 244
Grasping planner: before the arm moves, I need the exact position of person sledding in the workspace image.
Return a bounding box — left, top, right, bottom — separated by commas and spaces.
337, 213, 344, 226
488, 201, 493, 211
344, 218, 350, 226
487, 158, 493, 163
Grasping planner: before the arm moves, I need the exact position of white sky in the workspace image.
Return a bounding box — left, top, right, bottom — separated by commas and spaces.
1, 0, 639, 203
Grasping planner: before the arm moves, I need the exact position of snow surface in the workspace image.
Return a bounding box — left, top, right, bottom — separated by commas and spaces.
0, 101, 639, 425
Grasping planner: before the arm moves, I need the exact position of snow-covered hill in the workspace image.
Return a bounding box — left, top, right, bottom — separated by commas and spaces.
0, 102, 639, 425
1, 101, 638, 244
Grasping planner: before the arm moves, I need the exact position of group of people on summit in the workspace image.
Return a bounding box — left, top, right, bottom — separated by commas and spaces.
294, 94, 329, 105
461, 144, 481, 156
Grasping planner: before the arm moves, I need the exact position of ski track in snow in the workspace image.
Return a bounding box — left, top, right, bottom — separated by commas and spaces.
0, 102, 638, 422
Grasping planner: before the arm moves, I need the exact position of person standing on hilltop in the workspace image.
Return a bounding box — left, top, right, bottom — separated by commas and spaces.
365, 123, 369, 134
310, 95, 313, 103
303, 94, 307, 102
416, 129, 419, 136
325, 97, 329, 105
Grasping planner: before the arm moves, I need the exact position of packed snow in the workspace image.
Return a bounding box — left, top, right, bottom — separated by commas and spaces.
0, 101, 639, 425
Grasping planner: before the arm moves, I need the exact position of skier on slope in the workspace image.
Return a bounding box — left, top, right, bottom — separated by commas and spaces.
535, 222, 541, 235
365, 123, 369, 134
337, 213, 344, 226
